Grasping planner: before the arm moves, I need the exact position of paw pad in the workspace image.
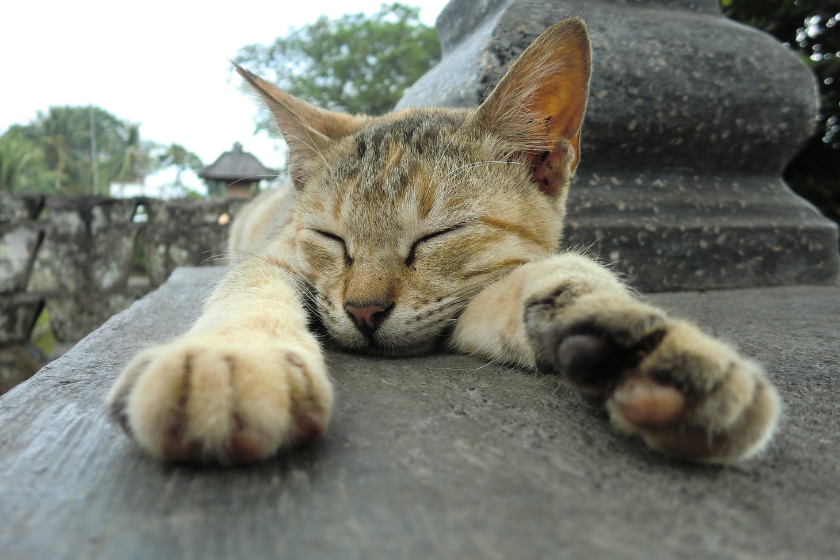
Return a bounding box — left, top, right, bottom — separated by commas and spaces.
612, 377, 685, 427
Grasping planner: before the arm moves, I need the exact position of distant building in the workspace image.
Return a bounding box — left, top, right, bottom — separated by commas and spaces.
198, 142, 277, 199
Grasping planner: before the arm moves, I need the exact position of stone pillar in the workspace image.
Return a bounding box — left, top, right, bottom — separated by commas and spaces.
397, 0, 839, 291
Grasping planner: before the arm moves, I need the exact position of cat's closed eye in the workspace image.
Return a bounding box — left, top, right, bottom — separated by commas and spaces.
405, 224, 466, 267
313, 230, 352, 265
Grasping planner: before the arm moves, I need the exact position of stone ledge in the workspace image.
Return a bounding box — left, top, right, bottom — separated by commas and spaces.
0, 267, 838, 559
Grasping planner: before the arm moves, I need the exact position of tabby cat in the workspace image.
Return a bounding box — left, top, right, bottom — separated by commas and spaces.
107, 18, 780, 465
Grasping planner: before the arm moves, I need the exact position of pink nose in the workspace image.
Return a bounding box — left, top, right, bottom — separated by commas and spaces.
345, 303, 389, 332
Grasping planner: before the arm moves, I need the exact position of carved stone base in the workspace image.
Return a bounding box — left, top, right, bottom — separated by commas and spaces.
564, 170, 839, 290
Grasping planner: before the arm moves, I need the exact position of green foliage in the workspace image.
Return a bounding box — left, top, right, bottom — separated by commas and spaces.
131, 230, 148, 276
1, 107, 205, 199
234, 2, 441, 125
156, 143, 203, 197
721, 0, 840, 223
0, 128, 57, 193
2, 106, 162, 196
114, 124, 160, 187
31, 308, 56, 358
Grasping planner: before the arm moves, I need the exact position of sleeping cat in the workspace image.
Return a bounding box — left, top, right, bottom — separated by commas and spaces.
106, 18, 780, 465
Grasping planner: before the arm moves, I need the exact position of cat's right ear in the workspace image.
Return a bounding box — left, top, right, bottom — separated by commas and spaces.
234, 64, 367, 188
468, 17, 591, 199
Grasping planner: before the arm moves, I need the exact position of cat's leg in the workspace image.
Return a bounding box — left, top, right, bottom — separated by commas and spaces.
106, 257, 332, 465
450, 253, 780, 463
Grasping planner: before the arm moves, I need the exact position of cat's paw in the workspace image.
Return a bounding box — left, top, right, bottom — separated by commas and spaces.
106, 333, 333, 465
525, 293, 780, 463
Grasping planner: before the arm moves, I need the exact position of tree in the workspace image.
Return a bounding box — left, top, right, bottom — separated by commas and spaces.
0, 128, 55, 194
5, 106, 166, 196
156, 143, 203, 197
721, 0, 840, 223
24, 106, 123, 195
233, 2, 441, 125
3, 106, 207, 198
113, 124, 159, 187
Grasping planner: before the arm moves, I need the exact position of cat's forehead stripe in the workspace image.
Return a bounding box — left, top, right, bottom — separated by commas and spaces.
355, 112, 463, 167
335, 112, 466, 213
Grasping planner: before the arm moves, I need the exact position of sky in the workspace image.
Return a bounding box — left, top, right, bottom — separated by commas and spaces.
1, 0, 449, 192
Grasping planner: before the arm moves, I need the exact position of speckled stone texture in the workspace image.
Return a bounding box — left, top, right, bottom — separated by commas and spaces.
0, 194, 46, 392
25, 196, 145, 343
142, 198, 247, 287
396, 0, 839, 291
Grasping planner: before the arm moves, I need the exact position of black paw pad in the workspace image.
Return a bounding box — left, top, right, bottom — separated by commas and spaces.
558, 334, 606, 374
535, 322, 667, 393
554, 329, 637, 389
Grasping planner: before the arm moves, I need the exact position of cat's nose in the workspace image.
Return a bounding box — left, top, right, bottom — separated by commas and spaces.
345, 302, 393, 335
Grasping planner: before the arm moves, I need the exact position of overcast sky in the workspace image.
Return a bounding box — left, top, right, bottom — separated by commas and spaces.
1, 0, 449, 190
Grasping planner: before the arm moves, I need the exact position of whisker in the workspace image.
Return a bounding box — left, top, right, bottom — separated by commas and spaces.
283, 131, 331, 171
225, 172, 281, 187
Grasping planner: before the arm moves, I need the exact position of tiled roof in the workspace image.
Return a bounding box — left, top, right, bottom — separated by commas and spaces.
198, 142, 277, 181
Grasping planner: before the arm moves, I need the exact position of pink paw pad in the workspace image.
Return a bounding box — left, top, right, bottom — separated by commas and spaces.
613, 377, 685, 427
292, 414, 326, 447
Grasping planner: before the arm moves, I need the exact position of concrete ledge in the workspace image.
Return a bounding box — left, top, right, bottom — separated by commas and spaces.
0, 267, 838, 559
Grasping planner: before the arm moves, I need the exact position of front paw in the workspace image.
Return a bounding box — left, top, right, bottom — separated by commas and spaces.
106, 333, 333, 465
526, 293, 781, 463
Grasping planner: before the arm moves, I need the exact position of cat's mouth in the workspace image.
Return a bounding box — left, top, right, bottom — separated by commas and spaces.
310, 295, 456, 356
339, 332, 440, 357
321, 320, 445, 357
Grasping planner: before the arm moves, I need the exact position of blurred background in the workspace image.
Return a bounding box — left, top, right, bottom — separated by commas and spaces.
0, 1, 447, 199
1, 1, 835, 214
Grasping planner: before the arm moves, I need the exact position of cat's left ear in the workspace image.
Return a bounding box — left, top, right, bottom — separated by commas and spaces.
469, 17, 591, 197
234, 63, 368, 189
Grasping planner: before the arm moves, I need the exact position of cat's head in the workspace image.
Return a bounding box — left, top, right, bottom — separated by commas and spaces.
237, 18, 591, 355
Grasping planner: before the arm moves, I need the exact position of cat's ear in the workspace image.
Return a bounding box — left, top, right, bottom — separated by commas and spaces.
234, 64, 367, 188
469, 17, 591, 197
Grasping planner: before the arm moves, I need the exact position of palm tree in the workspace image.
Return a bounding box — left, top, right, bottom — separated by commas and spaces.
26, 108, 81, 194
7, 105, 202, 198
0, 129, 55, 194
158, 143, 203, 197
112, 125, 160, 192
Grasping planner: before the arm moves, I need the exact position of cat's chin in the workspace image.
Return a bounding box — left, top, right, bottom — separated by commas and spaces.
326, 336, 440, 358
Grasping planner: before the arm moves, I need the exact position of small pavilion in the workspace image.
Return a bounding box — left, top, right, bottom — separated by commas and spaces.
198, 142, 277, 199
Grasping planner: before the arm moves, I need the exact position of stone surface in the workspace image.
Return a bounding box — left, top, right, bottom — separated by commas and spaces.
45, 291, 138, 344
0, 194, 248, 393
0, 293, 43, 345
27, 196, 140, 294
397, 0, 840, 290
0, 266, 838, 559
23, 197, 145, 344
0, 342, 44, 395
143, 198, 232, 287
0, 223, 43, 294
562, 170, 839, 291
0, 193, 43, 224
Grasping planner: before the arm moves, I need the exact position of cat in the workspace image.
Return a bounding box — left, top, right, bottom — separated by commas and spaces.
106, 17, 780, 466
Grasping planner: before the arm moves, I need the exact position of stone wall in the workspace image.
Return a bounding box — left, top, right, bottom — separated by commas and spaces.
0, 193, 247, 392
